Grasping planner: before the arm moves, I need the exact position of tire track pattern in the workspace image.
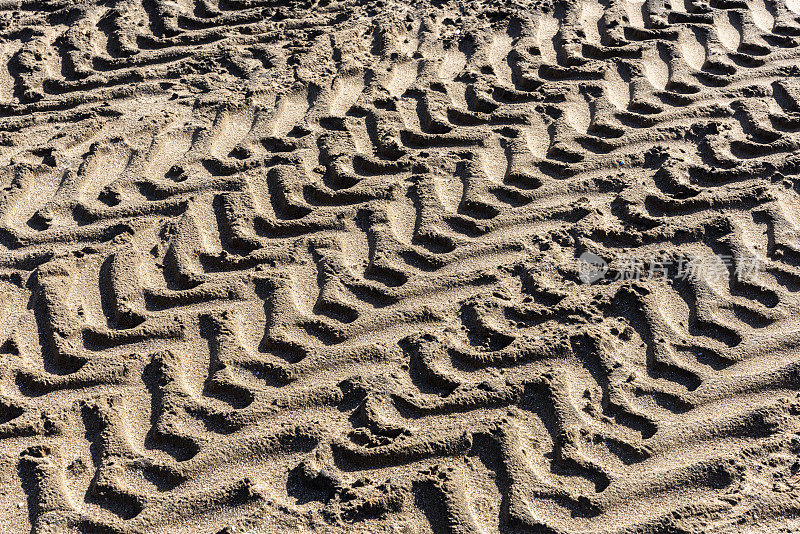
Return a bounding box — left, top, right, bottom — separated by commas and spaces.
3, 0, 800, 532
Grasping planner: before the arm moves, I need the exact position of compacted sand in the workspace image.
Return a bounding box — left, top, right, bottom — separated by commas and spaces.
3, 0, 800, 532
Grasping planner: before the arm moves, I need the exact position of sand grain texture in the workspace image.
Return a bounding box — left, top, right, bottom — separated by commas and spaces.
1, 0, 800, 532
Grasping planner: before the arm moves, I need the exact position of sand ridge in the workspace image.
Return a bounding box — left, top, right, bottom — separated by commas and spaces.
2, 0, 800, 532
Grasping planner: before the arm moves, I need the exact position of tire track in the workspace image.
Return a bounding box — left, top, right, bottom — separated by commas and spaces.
2, 1, 800, 533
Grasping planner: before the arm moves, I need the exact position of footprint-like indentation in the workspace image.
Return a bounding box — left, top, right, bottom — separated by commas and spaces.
714, 11, 741, 51
330, 73, 365, 116
211, 108, 254, 159
523, 119, 550, 159
671, 0, 689, 12
565, 91, 591, 134
439, 47, 467, 81
644, 45, 669, 91
148, 127, 194, 180
679, 28, 706, 71
747, 0, 774, 32
605, 64, 631, 109
580, 0, 604, 44
385, 61, 418, 97
80, 142, 130, 202
482, 136, 508, 183
5, 166, 61, 228
434, 173, 463, 212
625, 0, 646, 29
537, 11, 559, 63
272, 90, 310, 137
387, 199, 417, 244
489, 33, 514, 85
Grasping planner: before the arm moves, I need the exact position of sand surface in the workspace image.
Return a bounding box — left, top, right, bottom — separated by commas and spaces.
2, 0, 800, 532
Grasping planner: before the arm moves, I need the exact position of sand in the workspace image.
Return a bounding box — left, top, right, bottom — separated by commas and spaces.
1, 0, 800, 532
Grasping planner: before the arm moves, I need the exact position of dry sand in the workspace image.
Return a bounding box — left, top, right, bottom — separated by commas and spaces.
2, 0, 800, 532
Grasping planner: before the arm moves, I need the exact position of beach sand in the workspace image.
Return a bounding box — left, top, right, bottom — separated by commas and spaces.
2, 0, 800, 532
